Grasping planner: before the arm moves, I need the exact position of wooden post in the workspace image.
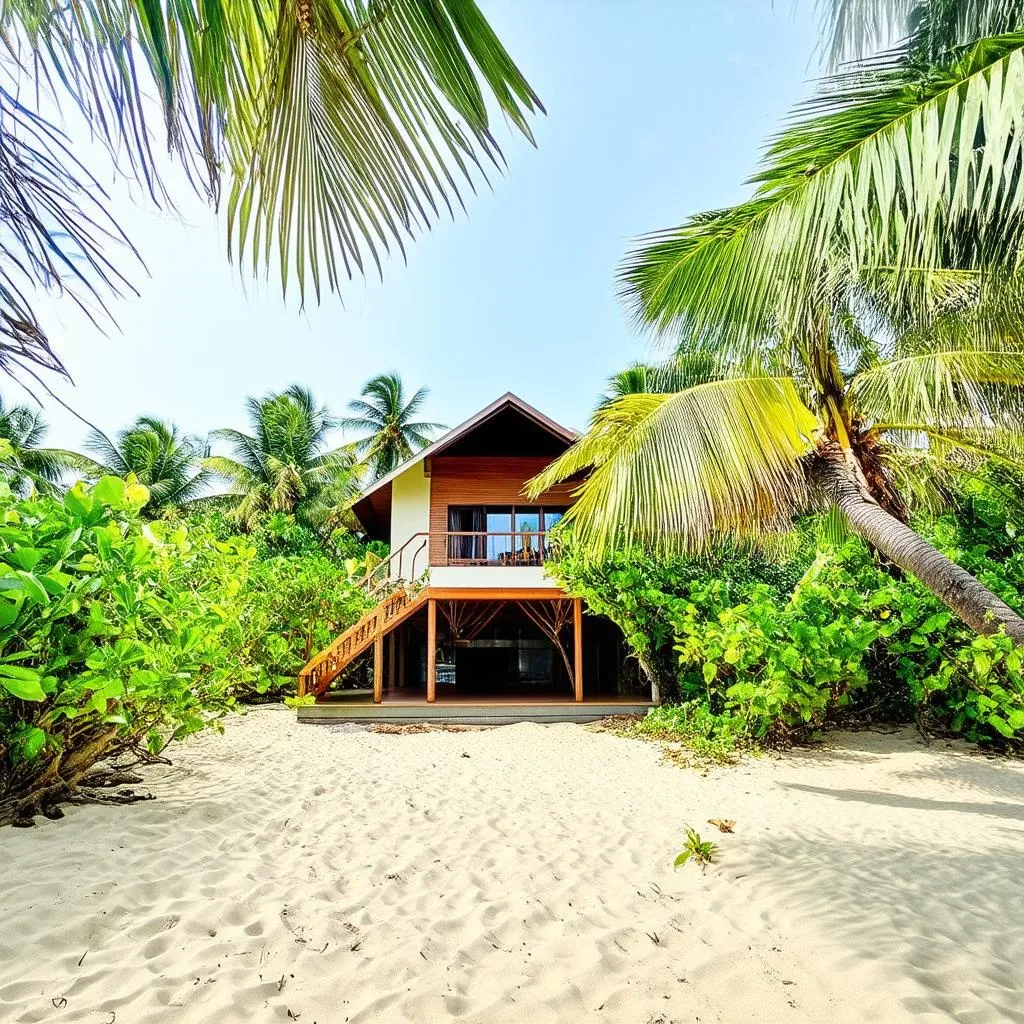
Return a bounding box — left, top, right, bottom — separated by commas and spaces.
573, 598, 583, 702
373, 633, 383, 703
387, 632, 395, 693
426, 599, 437, 703
399, 628, 406, 690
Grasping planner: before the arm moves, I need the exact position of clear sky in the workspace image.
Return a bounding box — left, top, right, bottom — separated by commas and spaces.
37, 0, 819, 452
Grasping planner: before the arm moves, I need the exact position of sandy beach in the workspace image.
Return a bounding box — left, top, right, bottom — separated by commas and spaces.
2, 706, 1023, 1024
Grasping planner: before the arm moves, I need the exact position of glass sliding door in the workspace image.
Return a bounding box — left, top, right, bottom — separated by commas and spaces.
514, 510, 541, 565
485, 509, 512, 563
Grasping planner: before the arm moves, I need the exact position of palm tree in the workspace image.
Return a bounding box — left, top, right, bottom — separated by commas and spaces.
600, 359, 728, 407
0, 1, 542, 384
531, 270, 1024, 642
529, 1, 1024, 644
342, 373, 445, 478
206, 385, 358, 530
0, 396, 85, 495
83, 417, 211, 515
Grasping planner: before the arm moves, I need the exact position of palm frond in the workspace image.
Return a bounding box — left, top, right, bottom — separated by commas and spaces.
0, 84, 139, 380
203, 454, 261, 494
527, 378, 821, 558
620, 35, 1024, 354
1, 0, 541, 376
851, 348, 1024, 426
818, 0, 1024, 66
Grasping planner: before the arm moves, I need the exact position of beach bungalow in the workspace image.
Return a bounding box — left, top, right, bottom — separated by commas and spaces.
297, 393, 653, 724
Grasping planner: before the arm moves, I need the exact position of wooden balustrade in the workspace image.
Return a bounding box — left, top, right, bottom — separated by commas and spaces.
298, 587, 426, 697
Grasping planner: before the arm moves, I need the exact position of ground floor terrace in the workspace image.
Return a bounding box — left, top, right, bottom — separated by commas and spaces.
299, 587, 654, 724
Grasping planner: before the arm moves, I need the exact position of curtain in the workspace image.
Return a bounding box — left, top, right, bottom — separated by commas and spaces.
448, 508, 486, 561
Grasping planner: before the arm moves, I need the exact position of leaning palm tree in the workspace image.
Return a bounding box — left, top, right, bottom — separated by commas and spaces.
83, 417, 211, 515
341, 373, 445, 478
530, 271, 1024, 643
0, 1, 542, 384
531, 0, 1024, 644
206, 385, 358, 530
0, 396, 85, 495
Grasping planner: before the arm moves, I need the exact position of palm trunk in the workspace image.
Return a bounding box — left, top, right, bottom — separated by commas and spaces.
813, 444, 1024, 644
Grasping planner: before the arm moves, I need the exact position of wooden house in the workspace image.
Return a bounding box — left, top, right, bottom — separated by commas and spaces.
297, 394, 653, 724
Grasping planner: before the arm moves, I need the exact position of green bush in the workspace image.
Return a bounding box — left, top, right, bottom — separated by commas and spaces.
550, 478, 1024, 751
0, 483, 374, 821
0, 478, 253, 821
236, 551, 373, 700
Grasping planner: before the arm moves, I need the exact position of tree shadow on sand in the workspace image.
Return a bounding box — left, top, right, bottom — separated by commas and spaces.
735, 796, 1024, 1021
780, 782, 1024, 823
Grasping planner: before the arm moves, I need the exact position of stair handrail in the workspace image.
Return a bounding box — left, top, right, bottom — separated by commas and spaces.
298, 586, 426, 697
359, 532, 430, 595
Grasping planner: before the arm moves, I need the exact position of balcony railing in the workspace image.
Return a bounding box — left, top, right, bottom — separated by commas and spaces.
359, 530, 557, 596
444, 530, 553, 567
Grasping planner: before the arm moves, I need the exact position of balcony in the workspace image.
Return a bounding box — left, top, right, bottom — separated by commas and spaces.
444, 530, 554, 567
364, 530, 560, 595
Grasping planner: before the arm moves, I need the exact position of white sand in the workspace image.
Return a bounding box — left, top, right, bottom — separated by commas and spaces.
2, 707, 1024, 1024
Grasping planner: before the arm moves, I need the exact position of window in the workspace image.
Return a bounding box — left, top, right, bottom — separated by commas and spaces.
447, 506, 568, 564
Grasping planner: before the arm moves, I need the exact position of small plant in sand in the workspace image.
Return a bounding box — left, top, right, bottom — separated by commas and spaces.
674, 828, 716, 870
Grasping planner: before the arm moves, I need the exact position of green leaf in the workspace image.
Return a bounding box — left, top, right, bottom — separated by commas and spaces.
14, 572, 48, 605
0, 665, 47, 701
8, 547, 45, 571
989, 714, 1014, 739
64, 486, 93, 518
92, 476, 125, 507
15, 726, 46, 761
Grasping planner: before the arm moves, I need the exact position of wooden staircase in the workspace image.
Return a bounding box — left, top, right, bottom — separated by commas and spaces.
298, 588, 428, 698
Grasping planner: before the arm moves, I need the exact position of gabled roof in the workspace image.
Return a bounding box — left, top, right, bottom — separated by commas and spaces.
351, 393, 576, 537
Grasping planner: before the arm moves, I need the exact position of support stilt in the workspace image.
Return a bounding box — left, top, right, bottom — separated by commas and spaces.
427, 599, 437, 703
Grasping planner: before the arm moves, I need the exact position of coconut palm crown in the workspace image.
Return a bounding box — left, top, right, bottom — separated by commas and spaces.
84, 417, 211, 514
206, 385, 358, 530
341, 373, 445, 479
0, 397, 86, 495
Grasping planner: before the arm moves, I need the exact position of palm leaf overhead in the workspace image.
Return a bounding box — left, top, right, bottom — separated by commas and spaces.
620, 30, 1024, 355
528, 378, 820, 557
0, 0, 542, 378
819, 0, 1024, 65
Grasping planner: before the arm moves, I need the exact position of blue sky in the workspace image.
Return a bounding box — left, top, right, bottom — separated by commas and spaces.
38, 0, 819, 451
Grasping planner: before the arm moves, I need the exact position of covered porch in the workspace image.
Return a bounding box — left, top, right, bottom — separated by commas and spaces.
301, 588, 653, 723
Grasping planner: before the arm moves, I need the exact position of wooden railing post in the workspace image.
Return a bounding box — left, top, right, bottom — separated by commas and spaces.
373, 632, 383, 704
426, 598, 437, 703
573, 597, 583, 702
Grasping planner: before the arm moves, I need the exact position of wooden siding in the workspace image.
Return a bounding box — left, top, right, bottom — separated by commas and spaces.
428, 456, 576, 566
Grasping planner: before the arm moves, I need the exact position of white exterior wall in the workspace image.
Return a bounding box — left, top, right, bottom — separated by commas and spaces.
428, 566, 555, 589
389, 465, 431, 581
387, 466, 560, 591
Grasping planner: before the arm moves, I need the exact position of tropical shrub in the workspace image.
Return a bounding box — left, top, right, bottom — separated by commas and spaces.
0, 480, 376, 821
0, 477, 255, 823
237, 552, 373, 700
550, 478, 1024, 750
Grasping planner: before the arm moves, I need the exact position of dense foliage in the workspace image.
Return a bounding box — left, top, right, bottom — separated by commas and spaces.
0, 481, 372, 823
550, 476, 1024, 753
